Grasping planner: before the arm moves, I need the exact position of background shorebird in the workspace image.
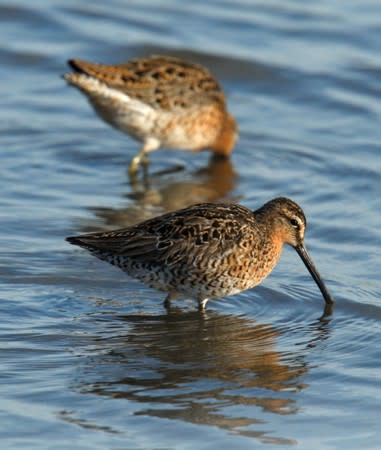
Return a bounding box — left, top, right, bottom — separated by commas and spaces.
64, 55, 238, 176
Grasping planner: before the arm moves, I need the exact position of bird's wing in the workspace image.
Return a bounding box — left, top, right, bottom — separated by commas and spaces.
66, 55, 225, 111
66, 203, 256, 268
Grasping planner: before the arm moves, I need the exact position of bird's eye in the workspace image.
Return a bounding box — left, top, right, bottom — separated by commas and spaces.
290, 217, 299, 228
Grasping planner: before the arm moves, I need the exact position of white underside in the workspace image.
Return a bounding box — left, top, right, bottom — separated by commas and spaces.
69, 74, 202, 151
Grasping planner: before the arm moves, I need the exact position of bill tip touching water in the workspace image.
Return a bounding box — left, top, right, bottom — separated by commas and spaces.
63, 54, 238, 177
66, 197, 334, 311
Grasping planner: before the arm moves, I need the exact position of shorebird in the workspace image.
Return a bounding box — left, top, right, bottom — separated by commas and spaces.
64, 55, 238, 176
66, 197, 334, 310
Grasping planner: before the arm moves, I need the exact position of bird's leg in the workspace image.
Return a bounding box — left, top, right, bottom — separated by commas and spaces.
128, 148, 147, 177
198, 298, 209, 312
164, 292, 178, 310
141, 152, 150, 167
128, 138, 160, 177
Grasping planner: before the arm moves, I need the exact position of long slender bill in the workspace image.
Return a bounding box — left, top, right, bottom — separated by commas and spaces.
295, 243, 334, 305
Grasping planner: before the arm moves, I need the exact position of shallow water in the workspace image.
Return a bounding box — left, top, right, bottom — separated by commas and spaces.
1, 0, 381, 448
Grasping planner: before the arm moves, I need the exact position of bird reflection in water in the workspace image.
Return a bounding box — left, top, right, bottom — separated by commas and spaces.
77, 155, 237, 232
68, 309, 331, 444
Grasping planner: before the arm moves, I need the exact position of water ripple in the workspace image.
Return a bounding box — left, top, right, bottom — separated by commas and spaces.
1, 0, 381, 448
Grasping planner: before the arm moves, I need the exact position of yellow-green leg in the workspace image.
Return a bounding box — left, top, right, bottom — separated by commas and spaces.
128, 148, 148, 177
128, 138, 160, 177
164, 292, 179, 310
198, 298, 209, 311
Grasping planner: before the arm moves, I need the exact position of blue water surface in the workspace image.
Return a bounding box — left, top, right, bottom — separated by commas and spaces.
1, 1, 381, 449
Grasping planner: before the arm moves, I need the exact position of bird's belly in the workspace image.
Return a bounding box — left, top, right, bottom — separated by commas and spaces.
124, 261, 262, 300
83, 81, 219, 150
90, 95, 158, 142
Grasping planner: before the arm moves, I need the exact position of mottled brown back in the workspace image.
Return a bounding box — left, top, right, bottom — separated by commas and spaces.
68, 55, 226, 112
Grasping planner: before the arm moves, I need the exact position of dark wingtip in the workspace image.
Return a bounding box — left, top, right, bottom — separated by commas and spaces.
66, 236, 82, 245
67, 59, 84, 73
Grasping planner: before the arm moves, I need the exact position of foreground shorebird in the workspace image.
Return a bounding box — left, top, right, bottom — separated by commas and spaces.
66, 197, 334, 310
64, 55, 238, 176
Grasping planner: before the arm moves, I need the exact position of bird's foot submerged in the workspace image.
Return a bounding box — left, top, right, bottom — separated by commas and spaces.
163, 293, 209, 312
